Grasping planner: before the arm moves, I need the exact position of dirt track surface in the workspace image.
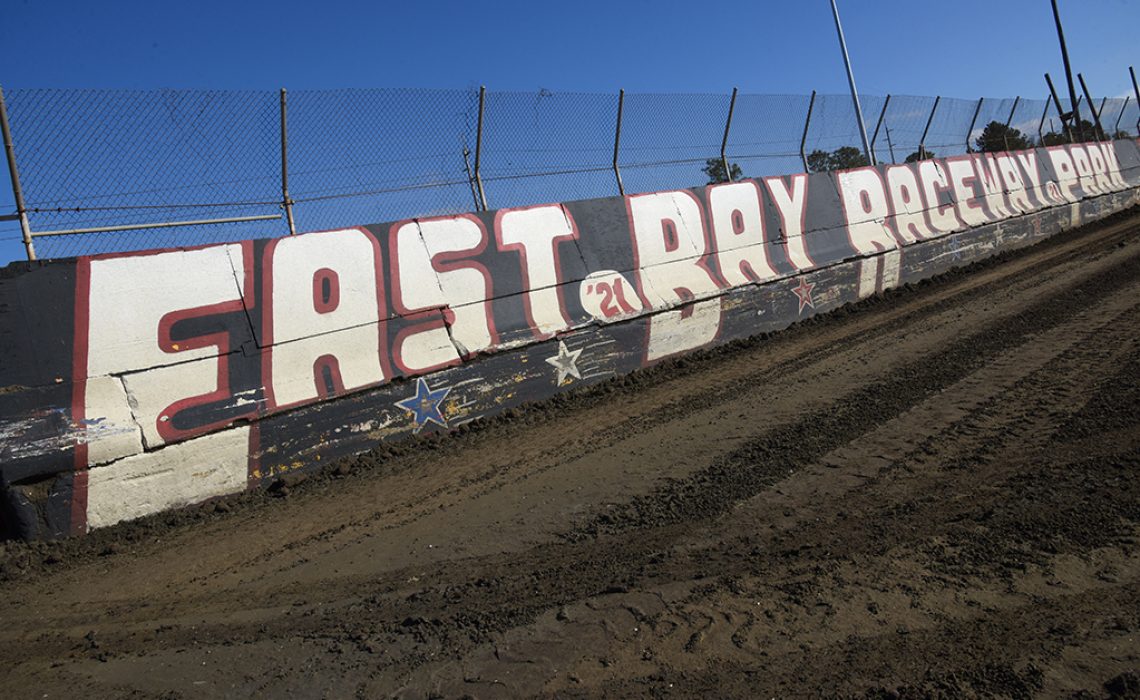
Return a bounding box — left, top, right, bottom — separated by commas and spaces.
4, 213, 1140, 699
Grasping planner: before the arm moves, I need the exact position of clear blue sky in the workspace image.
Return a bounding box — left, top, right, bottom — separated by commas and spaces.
3, 0, 1136, 95
1, 0, 1137, 260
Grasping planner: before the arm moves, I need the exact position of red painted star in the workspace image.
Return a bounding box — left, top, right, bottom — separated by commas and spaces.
791, 277, 815, 314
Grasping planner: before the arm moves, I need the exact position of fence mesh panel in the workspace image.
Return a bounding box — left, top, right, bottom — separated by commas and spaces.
804, 93, 887, 159
1011, 97, 1050, 142
480, 90, 620, 208
285, 88, 480, 233
920, 97, 974, 156
727, 93, 809, 178
1099, 96, 1139, 138
873, 95, 928, 163
2, 86, 1135, 261
615, 92, 733, 195
5, 89, 282, 258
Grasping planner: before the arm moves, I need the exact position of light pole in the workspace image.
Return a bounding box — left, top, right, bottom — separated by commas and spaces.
830, 0, 874, 165
1050, 0, 1083, 139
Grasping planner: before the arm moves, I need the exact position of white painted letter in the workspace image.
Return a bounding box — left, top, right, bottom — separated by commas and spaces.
837, 168, 897, 254
764, 174, 814, 271
946, 157, 988, 228
709, 181, 779, 286
885, 165, 933, 244
628, 191, 722, 362
85, 245, 247, 451
266, 229, 386, 410
918, 160, 962, 234
496, 204, 579, 339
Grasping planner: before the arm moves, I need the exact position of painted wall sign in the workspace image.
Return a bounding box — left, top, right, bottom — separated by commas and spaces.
2, 140, 1139, 539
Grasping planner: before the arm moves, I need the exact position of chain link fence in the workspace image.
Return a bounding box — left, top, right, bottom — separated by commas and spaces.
2, 86, 1138, 261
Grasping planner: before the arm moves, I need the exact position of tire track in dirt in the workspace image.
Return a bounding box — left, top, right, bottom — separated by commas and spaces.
404, 305, 1140, 696
179, 215, 1140, 595
566, 246, 1140, 540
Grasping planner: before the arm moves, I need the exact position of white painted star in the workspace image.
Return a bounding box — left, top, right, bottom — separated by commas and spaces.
545, 340, 583, 385
791, 277, 816, 315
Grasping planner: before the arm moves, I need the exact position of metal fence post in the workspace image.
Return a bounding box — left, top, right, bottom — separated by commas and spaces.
1004, 96, 1020, 128
0, 86, 35, 261
1037, 98, 1051, 144
799, 90, 816, 172
870, 94, 890, 165
919, 96, 940, 160
720, 87, 738, 182
1131, 67, 1140, 135
965, 97, 984, 153
462, 146, 480, 210
1078, 73, 1106, 140
279, 89, 297, 235
474, 85, 488, 211
613, 89, 625, 196
1113, 96, 1131, 138
1045, 73, 1075, 143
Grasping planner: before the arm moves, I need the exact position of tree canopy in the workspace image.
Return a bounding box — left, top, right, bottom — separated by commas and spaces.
1040, 118, 1109, 147
904, 149, 937, 163
806, 146, 869, 173
974, 121, 1033, 152
703, 158, 743, 184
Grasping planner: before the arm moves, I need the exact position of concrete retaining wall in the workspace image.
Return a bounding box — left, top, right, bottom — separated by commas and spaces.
3, 140, 1139, 539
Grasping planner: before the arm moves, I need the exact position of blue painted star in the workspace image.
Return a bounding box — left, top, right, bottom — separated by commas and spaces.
395, 377, 451, 432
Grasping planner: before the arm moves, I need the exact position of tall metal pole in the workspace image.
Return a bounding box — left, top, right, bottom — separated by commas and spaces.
885, 126, 896, 164
965, 97, 984, 153
0, 86, 35, 261
613, 89, 626, 196
829, 0, 873, 165
474, 85, 488, 211
800, 90, 817, 172
279, 89, 296, 236
1051, 0, 1082, 138
720, 87, 738, 182
1078, 73, 1106, 140
870, 94, 891, 166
